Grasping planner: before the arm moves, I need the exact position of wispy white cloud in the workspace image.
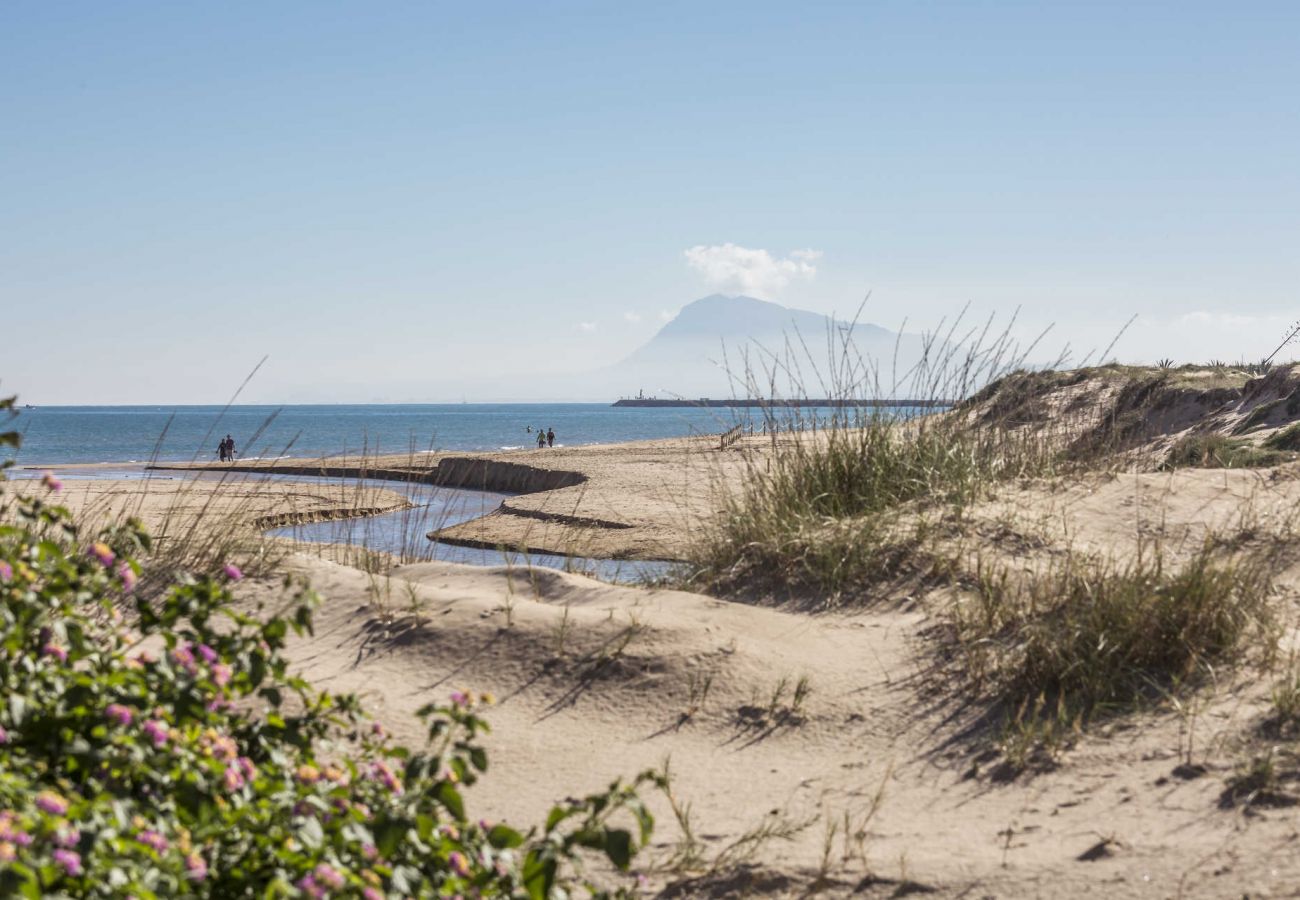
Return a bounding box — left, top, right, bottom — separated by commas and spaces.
683, 243, 822, 299
659, 309, 675, 322
577, 321, 597, 333
623, 311, 642, 324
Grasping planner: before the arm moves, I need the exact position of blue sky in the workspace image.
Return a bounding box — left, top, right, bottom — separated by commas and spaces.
3, 1, 1299, 403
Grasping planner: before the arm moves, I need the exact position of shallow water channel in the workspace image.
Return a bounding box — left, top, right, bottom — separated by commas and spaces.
260, 474, 676, 585
9, 466, 678, 584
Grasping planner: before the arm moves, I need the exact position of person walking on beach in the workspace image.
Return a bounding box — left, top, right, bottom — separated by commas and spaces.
546, 427, 555, 448
218, 437, 227, 462
537, 430, 546, 449
224, 435, 236, 462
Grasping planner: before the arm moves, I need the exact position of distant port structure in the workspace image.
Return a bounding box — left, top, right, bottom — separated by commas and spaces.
613, 393, 951, 409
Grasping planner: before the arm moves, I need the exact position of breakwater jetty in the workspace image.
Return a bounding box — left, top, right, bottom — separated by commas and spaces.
611, 398, 951, 408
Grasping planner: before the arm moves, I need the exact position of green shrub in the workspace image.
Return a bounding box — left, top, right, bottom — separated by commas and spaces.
0, 472, 657, 897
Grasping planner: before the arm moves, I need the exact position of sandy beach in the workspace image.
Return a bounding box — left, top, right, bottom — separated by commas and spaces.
14, 366, 1300, 895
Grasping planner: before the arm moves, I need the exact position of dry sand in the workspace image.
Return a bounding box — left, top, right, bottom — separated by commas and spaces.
249, 459, 1300, 899
144, 434, 759, 560
21, 381, 1300, 896
40, 469, 414, 537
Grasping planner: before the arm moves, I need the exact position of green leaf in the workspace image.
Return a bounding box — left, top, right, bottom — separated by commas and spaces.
469, 746, 489, 773
522, 852, 557, 900
374, 818, 410, 858
435, 781, 465, 820
545, 805, 574, 832
488, 824, 525, 849
9, 694, 25, 724
603, 828, 635, 870
416, 813, 436, 841
297, 816, 324, 849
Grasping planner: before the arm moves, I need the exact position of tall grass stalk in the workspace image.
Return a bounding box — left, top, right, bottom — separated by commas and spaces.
685, 309, 1069, 600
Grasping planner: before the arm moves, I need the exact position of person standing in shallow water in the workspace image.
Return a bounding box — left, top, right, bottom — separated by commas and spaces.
537, 430, 546, 449
546, 427, 555, 448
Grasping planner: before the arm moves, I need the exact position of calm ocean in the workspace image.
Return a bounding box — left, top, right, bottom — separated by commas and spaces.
4, 403, 772, 467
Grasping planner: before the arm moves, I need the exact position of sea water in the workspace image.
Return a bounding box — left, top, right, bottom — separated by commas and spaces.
4, 403, 795, 466
2, 403, 905, 581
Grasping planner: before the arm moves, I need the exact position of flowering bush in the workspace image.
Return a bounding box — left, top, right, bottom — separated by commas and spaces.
0, 413, 659, 898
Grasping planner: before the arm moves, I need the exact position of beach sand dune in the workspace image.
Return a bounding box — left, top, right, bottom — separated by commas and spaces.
23, 366, 1300, 895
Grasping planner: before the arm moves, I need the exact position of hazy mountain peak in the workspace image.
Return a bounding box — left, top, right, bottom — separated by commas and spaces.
657, 294, 891, 342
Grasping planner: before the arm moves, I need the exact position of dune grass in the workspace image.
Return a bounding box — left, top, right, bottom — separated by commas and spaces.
1162, 433, 1293, 470
949, 542, 1277, 743
683, 312, 1070, 601
684, 414, 1057, 598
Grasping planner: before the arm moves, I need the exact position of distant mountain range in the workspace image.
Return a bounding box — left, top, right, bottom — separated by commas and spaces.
392, 294, 931, 403
596, 294, 927, 401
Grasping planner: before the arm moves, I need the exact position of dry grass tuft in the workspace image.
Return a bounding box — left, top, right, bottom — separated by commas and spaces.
948, 541, 1278, 739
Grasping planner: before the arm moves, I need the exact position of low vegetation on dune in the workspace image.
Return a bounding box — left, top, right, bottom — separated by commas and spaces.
684, 322, 1079, 601
1161, 434, 1294, 470
948, 542, 1278, 763
684, 408, 1056, 599
684, 354, 1300, 770
0, 399, 659, 899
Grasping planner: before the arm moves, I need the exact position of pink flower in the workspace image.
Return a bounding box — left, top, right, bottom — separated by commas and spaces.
362, 889, 383, 900
170, 644, 197, 674
55, 827, 80, 848
185, 852, 208, 881
369, 761, 403, 795
361, 843, 378, 861
449, 691, 469, 707
142, 719, 169, 748
0, 562, 11, 582
116, 562, 137, 593
223, 563, 243, 581
211, 663, 232, 687
105, 704, 133, 727
237, 756, 256, 779
0, 726, 8, 744
89, 542, 115, 567
0, 814, 31, 847
222, 765, 246, 791
52, 848, 81, 876
136, 829, 168, 853
41, 643, 67, 663
41, 472, 63, 493
370, 722, 385, 738
296, 875, 325, 899
448, 851, 470, 877
197, 644, 218, 664
313, 863, 345, 889
35, 792, 67, 816
202, 731, 237, 761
